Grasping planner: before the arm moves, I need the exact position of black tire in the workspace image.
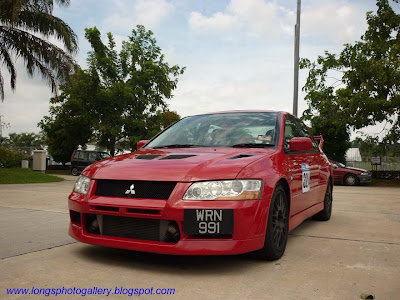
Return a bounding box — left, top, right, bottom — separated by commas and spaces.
313, 181, 333, 221
344, 174, 359, 186
71, 167, 79, 176
255, 185, 289, 261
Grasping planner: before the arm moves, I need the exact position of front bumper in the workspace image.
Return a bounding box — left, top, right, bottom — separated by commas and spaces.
68, 181, 271, 255
358, 174, 372, 183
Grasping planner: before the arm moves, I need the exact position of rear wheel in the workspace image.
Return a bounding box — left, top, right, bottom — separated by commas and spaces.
313, 181, 332, 221
255, 185, 289, 260
344, 174, 358, 186
71, 167, 79, 176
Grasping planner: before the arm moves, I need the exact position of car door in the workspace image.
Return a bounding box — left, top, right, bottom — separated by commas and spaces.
78, 151, 89, 171
294, 118, 325, 206
283, 115, 312, 216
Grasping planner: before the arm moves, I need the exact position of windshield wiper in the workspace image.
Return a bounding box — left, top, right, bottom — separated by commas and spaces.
152, 144, 205, 149
231, 143, 275, 148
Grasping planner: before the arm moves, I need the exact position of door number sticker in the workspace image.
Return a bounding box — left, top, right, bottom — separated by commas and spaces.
301, 163, 310, 193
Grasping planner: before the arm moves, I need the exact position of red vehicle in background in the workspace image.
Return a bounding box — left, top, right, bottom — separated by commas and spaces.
68, 111, 333, 260
330, 160, 372, 186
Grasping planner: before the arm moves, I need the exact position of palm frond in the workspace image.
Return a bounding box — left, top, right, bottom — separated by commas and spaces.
17, 10, 78, 53
0, 0, 70, 24
0, 26, 77, 97
0, 44, 17, 91
0, 70, 4, 100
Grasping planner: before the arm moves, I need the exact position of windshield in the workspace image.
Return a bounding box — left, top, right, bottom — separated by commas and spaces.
145, 112, 279, 149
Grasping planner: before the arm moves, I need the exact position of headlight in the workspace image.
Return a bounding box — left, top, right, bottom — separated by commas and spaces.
183, 180, 262, 200
360, 172, 369, 176
74, 175, 91, 194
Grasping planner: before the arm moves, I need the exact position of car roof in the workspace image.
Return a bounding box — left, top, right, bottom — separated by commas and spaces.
186, 110, 288, 118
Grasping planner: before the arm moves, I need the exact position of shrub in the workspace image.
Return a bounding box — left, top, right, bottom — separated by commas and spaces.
0, 148, 29, 168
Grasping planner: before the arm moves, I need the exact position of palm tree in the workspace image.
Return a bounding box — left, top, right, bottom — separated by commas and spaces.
0, 0, 78, 101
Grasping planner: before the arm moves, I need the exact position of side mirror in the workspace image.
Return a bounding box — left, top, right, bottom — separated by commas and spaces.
137, 140, 150, 150
313, 135, 324, 149
289, 137, 314, 152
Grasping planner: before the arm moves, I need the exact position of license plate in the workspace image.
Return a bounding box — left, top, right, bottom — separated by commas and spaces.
184, 209, 233, 235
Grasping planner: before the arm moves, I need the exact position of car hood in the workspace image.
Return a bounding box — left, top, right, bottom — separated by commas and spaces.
344, 166, 368, 173
84, 147, 276, 182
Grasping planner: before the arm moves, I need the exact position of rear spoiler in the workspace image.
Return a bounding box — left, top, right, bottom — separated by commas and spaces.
313, 135, 324, 149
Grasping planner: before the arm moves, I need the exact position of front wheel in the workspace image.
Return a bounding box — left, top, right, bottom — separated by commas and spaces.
255, 185, 289, 261
344, 174, 358, 186
71, 167, 79, 176
313, 181, 333, 221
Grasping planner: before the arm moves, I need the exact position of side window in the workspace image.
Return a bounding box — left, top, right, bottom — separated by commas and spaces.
79, 151, 88, 160
73, 151, 80, 159
284, 115, 302, 148
294, 119, 319, 151
100, 153, 111, 159
88, 152, 97, 162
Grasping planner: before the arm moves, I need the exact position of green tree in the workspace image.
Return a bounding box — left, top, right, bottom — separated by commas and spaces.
2, 132, 44, 148
0, 0, 77, 101
40, 26, 185, 156
39, 70, 95, 164
301, 0, 400, 158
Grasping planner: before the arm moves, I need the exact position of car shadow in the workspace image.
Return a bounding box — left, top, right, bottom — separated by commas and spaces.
72, 244, 282, 275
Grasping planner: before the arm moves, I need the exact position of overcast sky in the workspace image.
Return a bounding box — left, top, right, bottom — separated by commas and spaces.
0, 0, 390, 138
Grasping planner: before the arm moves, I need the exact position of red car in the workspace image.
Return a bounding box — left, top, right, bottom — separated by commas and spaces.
330, 160, 372, 186
69, 111, 333, 260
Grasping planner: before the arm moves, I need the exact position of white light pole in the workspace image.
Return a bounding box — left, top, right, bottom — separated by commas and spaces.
293, 0, 301, 117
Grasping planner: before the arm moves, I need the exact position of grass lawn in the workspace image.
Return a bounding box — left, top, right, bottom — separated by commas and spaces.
46, 169, 71, 175
0, 168, 64, 184
368, 179, 400, 187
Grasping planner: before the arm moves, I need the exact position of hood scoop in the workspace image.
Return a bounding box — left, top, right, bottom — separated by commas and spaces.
135, 154, 162, 160
229, 154, 254, 159
160, 154, 196, 160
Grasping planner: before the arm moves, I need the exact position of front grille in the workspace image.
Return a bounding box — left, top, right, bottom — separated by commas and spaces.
85, 214, 180, 243
103, 215, 161, 240
95, 180, 176, 199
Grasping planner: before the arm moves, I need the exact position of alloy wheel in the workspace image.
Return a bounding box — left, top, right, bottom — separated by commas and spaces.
271, 192, 288, 251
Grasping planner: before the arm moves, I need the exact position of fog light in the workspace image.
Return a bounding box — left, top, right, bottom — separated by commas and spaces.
85, 214, 100, 234
165, 222, 180, 243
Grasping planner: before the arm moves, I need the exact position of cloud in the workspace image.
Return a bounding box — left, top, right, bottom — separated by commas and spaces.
301, 1, 366, 43
189, 0, 292, 37
169, 77, 289, 118
189, 12, 238, 34
104, 0, 174, 31
188, 0, 366, 43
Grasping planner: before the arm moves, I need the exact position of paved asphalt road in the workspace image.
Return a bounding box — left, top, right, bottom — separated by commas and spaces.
0, 176, 399, 299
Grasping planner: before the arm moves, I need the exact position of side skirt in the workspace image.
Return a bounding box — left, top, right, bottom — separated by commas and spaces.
288, 202, 324, 232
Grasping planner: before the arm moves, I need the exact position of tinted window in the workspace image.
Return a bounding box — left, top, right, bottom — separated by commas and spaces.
78, 151, 88, 160
73, 151, 80, 159
88, 152, 97, 162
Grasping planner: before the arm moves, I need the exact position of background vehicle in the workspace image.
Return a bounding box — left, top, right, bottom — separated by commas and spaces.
70, 150, 111, 176
330, 159, 371, 186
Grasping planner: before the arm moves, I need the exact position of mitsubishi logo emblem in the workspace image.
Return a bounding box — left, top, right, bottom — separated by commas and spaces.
125, 184, 136, 195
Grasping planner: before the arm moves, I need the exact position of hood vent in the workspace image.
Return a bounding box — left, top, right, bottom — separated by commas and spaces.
229, 154, 254, 159
160, 154, 196, 160
136, 154, 162, 160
